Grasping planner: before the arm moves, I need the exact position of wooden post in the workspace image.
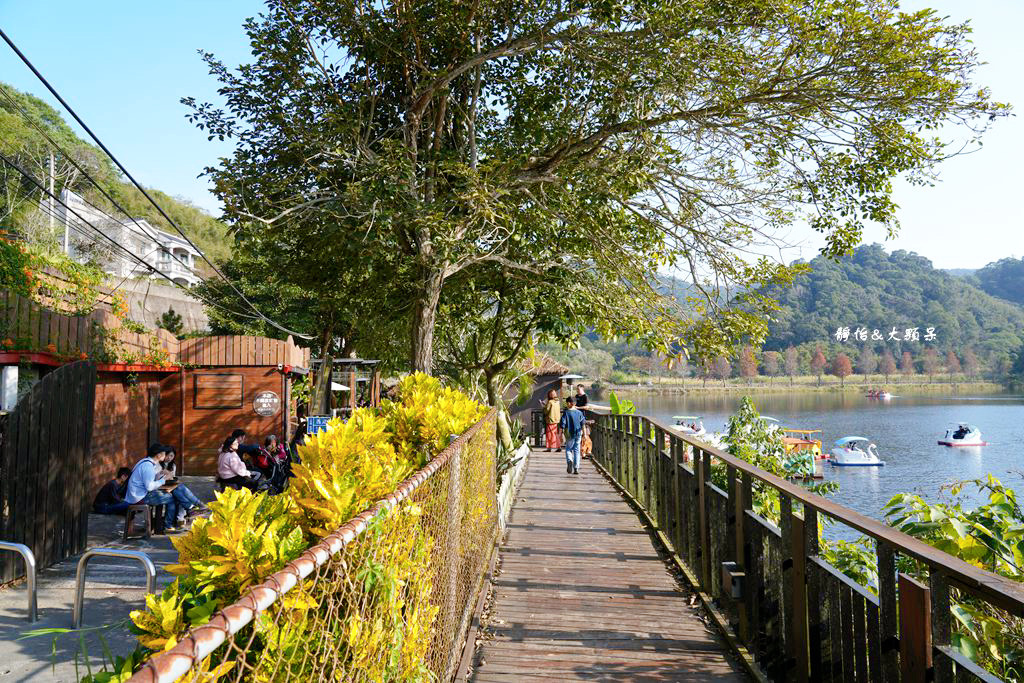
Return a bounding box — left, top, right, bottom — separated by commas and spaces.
671, 436, 684, 555
804, 507, 823, 681
930, 571, 952, 683
877, 542, 900, 681
781, 493, 808, 681
699, 448, 712, 590
898, 573, 931, 683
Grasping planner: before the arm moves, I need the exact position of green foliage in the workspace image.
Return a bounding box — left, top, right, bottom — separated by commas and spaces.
975, 257, 1024, 307
0, 235, 32, 297
712, 397, 837, 523
608, 391, 635, 415
183, 0, 1001, 378
883, 476, 1024, 679
157, 308, 183, 337
761, 245, 1024, 359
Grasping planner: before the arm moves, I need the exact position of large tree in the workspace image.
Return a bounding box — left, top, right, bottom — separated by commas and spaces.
187, 0, 1002, 373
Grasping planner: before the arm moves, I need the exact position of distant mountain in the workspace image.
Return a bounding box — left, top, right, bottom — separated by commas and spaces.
943, 268, 976, 278
975, 257, 1024, 307
759, 244, 1024, 356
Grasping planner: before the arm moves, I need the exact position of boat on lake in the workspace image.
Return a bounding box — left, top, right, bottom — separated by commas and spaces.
829, 436, 885, 466
672, 415, 706, 437
782, 428, 825, 460
866, 390, 892, 400
938, 423, 987, 447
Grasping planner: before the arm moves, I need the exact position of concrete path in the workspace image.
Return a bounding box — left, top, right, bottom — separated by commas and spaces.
472, 449, 747, 682
0, 477, 215, 682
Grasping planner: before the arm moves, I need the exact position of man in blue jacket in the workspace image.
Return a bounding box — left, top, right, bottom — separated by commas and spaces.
559, 397, 586, 475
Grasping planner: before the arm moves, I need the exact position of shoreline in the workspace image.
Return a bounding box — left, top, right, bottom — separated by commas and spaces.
604, 380, 1007, 396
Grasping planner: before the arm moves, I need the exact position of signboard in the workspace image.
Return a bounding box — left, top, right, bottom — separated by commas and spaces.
307, 415, 330, 434
253, 391, 281, 416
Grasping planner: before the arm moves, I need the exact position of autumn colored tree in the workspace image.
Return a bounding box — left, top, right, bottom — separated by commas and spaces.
762, 351, 781, 385
711, 355, 732, 386
921, 348, 940, 382
784, 346, 799, 385
879, 350, 897, 382
738, 346, 759, 384
810, 347, 827, 385
945, 350, 961, 382
831, 352, 853, 387
857, 346, 877, 376
963, 348, 980, 379
900, 350, 916, 379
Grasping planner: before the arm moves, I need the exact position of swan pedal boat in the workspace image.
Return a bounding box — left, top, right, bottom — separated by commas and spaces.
829, 436, 885, 466
938, 423, 987, 447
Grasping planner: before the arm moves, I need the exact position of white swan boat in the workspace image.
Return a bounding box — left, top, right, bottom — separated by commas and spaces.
672, 415, 706, 437
829, 437, 885, 466
938, 423, 987, 447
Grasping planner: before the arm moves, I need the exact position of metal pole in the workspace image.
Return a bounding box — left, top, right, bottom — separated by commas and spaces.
73, 548, 156, 628
0, 542, 37, 621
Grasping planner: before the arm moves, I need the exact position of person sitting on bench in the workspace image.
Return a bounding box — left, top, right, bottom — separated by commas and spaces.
218, 435, 266, 491
124, 444, 182, 532
159, 445, 208, 524
93, 467, 132, 515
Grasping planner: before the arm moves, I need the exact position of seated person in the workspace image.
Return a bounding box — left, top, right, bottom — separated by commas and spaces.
160, 445, 208, 524
93, 467, 132, 515
124, 443, 200, 533
253, 435, 291, 493
218, 436, 266, 492
230, 428, 262, 459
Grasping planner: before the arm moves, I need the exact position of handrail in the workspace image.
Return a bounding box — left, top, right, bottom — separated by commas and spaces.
0, 541, 37, 621
73, 548, 156, 628
589, 407, 1024, 617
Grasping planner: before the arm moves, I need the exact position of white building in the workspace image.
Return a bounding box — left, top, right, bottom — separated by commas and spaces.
53, 189, 202, 287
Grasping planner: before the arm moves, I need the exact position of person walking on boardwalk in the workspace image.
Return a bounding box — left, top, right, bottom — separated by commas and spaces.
542, 389, 562, 452
559, 396, 586, 474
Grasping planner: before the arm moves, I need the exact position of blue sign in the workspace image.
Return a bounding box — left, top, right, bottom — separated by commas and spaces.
307, 415, 330, 435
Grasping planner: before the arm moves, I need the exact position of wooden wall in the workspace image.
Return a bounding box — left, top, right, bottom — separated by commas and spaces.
89, 372, 169, 498
159, 366, 291, 476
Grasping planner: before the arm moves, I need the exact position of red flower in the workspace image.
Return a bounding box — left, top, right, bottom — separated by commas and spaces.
79, 352, 88, 360
1, 338, 13, 349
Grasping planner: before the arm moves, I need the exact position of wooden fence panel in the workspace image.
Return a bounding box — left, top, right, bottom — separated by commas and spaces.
0, 361, 96, 581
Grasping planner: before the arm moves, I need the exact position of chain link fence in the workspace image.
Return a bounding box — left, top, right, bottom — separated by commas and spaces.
131, 410, 497, 683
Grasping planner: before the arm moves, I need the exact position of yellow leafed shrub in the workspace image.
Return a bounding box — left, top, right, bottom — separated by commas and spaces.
120, 372, 492, 683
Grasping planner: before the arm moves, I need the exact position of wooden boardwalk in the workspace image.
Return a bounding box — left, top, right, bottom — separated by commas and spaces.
472, 449, 747, 682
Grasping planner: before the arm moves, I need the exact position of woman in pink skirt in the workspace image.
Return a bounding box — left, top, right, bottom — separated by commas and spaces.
542, 389, 562, 451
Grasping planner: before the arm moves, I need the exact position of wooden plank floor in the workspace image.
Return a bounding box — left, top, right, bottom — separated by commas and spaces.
472, 449, 747, 682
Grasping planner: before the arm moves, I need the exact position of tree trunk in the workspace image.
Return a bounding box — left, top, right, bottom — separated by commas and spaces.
311, 328, 334, 415
410, 268, 444, 373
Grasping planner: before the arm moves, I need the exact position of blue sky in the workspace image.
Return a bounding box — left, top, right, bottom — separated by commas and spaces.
1, 0, 1020, 269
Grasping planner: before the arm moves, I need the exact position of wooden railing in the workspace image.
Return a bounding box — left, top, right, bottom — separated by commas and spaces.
587, 410, 1024, 682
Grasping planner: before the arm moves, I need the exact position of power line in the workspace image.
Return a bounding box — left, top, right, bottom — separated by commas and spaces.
1, 152, 265, 323
0, 79, 267, 325
0, 27, 312, 340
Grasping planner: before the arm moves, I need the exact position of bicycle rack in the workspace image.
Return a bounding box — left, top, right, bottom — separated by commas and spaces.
0, 542, 37, 622
72, 548, 156, 628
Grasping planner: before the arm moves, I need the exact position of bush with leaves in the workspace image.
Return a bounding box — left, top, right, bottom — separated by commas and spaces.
884, 476, 1023, 679
72, 373, 491, 682
712, 397, 837, 524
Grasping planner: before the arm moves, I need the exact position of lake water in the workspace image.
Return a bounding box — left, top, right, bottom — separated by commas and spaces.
618, 390, 1024, 537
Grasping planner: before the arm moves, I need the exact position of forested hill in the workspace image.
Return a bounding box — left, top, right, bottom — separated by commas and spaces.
0, 81, 231, 264
760, 244, 1024, 356
974, 257, 1024, 306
